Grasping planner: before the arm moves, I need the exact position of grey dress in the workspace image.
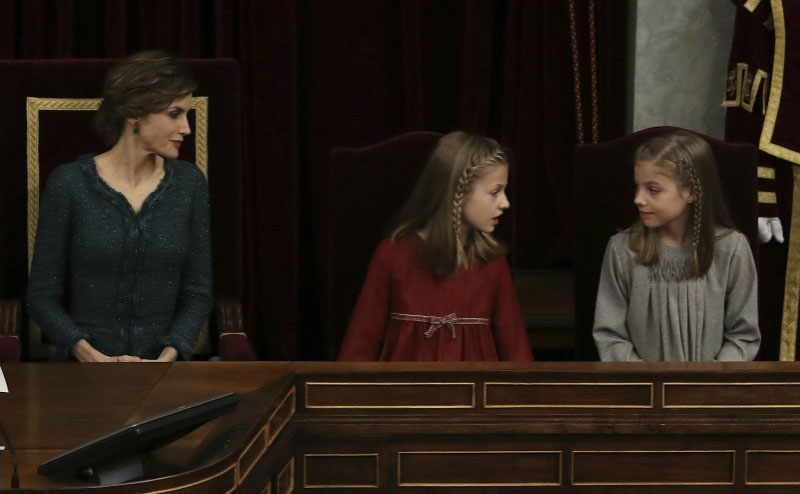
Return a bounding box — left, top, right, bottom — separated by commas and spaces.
593, 229, 760, 362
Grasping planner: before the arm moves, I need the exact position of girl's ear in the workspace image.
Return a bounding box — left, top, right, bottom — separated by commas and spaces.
684, 186, 696, 204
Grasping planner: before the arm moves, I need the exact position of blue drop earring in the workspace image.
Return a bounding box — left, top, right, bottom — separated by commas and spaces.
132, 123, 139, 135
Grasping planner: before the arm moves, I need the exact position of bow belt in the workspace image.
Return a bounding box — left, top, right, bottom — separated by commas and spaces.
389, 312, 490, 338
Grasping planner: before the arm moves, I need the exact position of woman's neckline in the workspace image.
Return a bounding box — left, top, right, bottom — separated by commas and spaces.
85, 154, 172, 216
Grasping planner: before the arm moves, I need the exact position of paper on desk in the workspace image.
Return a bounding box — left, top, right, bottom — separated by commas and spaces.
0, 365, 7, 393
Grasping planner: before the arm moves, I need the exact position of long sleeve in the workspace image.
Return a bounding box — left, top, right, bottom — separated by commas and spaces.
27, 167, 88, 354
716, 234, 761, 361
159, 169, 213, 361
337, 241, 392, 361
593, 238, 644, 362
492, 257, 533, 361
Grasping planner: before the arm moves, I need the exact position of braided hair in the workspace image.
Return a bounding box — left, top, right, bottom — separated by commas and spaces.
629, 131, 735, 279
451, 147, 506, 267
390, 131, 508, 278
673, 158, 703, 270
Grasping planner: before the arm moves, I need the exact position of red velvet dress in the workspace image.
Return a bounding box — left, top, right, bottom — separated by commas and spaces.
337, 235, 533, 361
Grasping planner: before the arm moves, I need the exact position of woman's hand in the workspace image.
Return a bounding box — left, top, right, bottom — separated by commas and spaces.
71, 339, 141, 362
142, 346, 178, 363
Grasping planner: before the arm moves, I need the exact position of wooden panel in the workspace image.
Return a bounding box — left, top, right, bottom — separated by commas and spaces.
276, 457, 295, 493
746, 451, 800, 485
267, 387, 296, 446
303, 454, 379, 488
304, 382, 474, 408
149, 464, 237, 494
572, 451, 735, 485
11, 362, 800, 492
663, 382, 800, 408
0, 363, 169, 449
130, 362, 293, 422
124, 464, 239, 494
398, 451, 561, 486
238, 425, 267, 483
485, 382, 653, 408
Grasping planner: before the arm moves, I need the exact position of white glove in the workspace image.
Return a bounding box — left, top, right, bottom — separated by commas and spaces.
758, 216, 785, 243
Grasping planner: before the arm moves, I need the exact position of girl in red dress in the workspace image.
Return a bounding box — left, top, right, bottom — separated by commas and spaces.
337, 131, 533, 361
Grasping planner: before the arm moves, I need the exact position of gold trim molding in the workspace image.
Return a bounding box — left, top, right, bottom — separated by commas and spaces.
758, 191, 778, 204
304, 382, 476, 409
745, 450, 800, 485
483, 382, 654, 408
397, 450, 562, 487
742, 69, 769, 113
744, 0, 763, 12
722, 63, 747, 107
277, 457, 295, 494
140, 462, 236, 494
26, 98, 97, 269
662, 382, 800, 408
571, 450, 735, 486
758, 166, 777, 179
192, 96, 209, 176
781, 167, 800, 360
267, 387, 296, 447
237, 423, 268, 484
759, 1, 800, 164
238, 388, 296, 484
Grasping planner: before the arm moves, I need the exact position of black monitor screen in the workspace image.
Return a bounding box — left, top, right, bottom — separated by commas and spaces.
38, 392, 241, 482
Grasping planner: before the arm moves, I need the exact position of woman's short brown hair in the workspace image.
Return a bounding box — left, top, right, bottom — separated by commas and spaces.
94, 50, 197, 145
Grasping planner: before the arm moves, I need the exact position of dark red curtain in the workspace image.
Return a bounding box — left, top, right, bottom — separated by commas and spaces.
0, 0, 626, 360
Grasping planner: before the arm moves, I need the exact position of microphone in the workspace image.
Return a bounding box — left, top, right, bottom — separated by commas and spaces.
0, 419, 19, 488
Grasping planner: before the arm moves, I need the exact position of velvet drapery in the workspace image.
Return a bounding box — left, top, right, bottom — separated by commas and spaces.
0, 0, 626, 360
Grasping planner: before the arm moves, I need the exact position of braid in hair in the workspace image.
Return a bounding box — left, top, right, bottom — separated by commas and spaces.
673, 159, 703, 275
451, 149, 507, 267
452, 163, 477, 266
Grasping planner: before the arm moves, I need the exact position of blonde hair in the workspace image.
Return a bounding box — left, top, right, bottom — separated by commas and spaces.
629, 131, 734, 278
390, 131, 508, 278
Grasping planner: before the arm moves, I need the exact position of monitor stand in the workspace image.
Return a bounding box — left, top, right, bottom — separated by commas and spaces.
80, 455, 144, 486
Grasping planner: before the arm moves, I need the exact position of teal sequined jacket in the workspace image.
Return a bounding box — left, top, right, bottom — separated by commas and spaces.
27, 154, 213, 360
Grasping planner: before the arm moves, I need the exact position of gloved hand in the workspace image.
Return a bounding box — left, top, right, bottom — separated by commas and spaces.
758, 216, 784, 243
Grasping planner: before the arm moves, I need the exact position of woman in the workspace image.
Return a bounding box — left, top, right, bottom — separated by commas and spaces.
27, 50, 212, 362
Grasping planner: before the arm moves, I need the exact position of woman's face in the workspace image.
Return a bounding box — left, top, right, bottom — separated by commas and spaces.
135, 94, 192, 159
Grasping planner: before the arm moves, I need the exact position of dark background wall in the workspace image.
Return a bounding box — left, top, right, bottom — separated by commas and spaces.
0, 0, 627, 360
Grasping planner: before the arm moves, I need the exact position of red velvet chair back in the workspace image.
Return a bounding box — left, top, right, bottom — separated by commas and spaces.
325, 132, 443, 358
573, 126, 759, 360
0, 59, 243, 359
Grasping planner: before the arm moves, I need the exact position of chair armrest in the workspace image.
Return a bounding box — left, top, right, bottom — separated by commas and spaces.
219, 332, 257, 361
215, 299, 257, 361
0, 299, 22, 362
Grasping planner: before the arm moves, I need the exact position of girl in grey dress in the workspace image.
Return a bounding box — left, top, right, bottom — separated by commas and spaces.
593, 131, 760, 362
